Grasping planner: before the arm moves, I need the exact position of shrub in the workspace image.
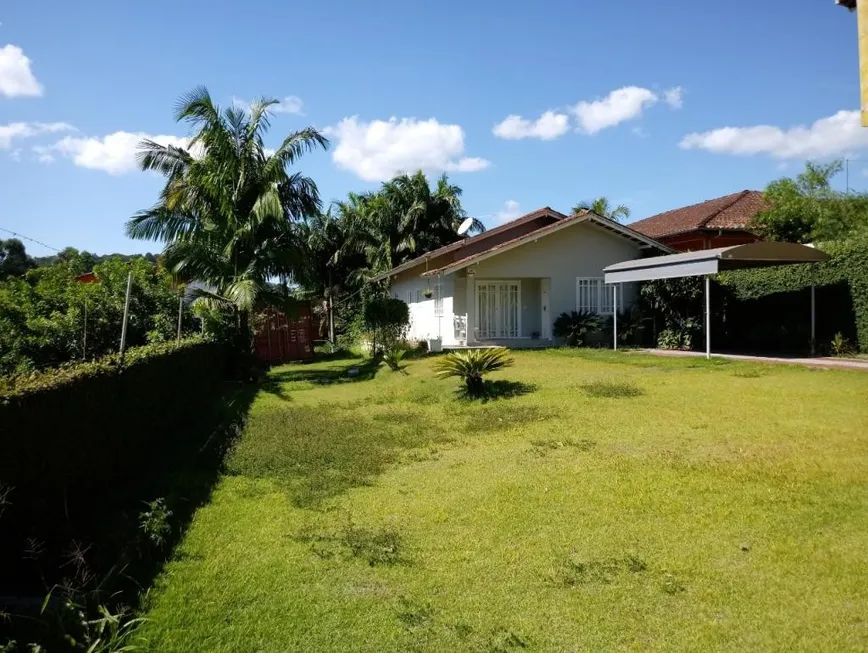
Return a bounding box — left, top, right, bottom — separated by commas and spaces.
433, 347, 514, 396
362, 296, 410, 356
830, 332, 854, 357
605, 307, 648, 346
657, 323, 697, 350
553, 310, 604, 347
382, 347, 406, 371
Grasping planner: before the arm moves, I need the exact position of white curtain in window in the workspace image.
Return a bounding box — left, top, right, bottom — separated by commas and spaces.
576, 278, 617, 315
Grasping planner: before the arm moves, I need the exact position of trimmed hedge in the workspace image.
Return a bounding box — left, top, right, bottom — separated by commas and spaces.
0, 339, 225, 592
718, 237, 868, 353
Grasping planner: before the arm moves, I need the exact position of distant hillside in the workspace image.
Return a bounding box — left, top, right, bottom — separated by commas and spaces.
33, 251, 158, 268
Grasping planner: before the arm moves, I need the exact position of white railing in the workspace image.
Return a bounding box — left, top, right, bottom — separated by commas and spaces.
453, 314, 468, 342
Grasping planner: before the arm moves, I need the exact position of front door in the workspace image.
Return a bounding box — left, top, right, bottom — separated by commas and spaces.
540, 278, 551, 339
476, 281, 520, 339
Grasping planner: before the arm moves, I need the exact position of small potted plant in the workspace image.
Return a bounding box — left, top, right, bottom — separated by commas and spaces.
423, 288, 434, 299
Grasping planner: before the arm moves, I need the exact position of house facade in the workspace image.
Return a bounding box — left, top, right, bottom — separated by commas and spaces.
628, 190, 767, 252
374, 208, 670, 347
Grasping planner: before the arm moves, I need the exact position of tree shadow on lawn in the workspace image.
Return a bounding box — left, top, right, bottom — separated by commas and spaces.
455, 380, 537, 404
267, 357, 381, 388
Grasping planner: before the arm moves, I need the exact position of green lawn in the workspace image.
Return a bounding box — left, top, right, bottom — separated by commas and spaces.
139, 350, 868, 652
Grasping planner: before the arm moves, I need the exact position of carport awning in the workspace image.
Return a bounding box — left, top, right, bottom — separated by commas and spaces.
603, 241, 829, 284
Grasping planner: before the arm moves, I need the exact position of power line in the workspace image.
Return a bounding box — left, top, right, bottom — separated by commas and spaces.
0, 226, 61, 252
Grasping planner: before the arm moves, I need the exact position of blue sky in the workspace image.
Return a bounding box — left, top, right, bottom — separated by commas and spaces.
1, 0, 865, 256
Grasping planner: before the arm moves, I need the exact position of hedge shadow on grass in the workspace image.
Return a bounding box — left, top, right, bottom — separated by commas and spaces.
0, 346, 259, 647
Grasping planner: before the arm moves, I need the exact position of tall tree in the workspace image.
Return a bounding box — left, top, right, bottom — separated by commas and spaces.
339, 171, 483, 274
572, 197, 631, 222
125, 87, 328, 339
0, 239, 36, 279
294, 208, 366, 342
753, 160, 868, 243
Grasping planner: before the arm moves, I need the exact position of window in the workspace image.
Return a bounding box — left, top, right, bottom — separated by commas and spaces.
407, 290, 413, 304
576, 277, 619, 315
433, 284, 444, 316
415, 289, 421, 303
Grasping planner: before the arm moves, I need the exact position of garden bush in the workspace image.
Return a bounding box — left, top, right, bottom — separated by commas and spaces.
0, 339, 226, 594
553, 310, 604, 347
362, 295, 410, 355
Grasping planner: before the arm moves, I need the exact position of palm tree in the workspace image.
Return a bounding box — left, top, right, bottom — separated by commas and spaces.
125, 86, 328, 342
294, 208, 365, 343
572, 197, 630, 222
338, 171, 484, 275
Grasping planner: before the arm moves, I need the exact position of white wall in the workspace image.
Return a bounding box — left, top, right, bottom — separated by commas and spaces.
390, 221, 646, 344
390, 273, 457, 344
473, 221, 643, 325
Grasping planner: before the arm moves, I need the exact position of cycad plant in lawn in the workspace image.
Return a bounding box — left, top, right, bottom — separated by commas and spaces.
125, 86, 328, 349
433, 347, 514, 397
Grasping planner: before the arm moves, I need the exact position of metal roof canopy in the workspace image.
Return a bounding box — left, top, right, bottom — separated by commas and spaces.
603, 242, 830, 360
603, 241, 829, 284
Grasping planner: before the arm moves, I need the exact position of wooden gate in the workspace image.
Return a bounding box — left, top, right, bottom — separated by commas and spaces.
253, 304, 314, 364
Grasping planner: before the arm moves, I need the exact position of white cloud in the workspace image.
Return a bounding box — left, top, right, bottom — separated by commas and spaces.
32, 146, 54, 163
233, 95, 304, 115
492, 111, 570, 140
572, 86, 659, 135
9, 148, 21, 161
0, 121, 74, 149
0, 44, 43, 97
272, 95, 304, 114
679, 110, 868, 159
496, 200, 522, 224
326, 116, 490, 182
663, 86, 684, 109
44, 131, 188, 174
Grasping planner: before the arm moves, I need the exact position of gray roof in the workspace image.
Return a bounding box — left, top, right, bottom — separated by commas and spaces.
603, 242, 829, 283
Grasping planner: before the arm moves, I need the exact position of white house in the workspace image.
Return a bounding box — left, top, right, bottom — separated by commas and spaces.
374, 207, 672, 347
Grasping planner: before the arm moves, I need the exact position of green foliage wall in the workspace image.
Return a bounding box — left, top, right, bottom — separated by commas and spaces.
0, 340, 224, 592
718, 237, 868, 353
0, 253, 192, 375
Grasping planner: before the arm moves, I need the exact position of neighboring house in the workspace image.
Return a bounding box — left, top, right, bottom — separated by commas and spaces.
629, 190, 768, 251
374, 207, 670, 347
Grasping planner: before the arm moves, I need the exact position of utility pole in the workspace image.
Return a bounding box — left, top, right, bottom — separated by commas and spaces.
119, 271, 132, 364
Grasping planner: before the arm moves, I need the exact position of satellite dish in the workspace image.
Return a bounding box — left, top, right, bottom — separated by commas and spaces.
457, 217, 475, 236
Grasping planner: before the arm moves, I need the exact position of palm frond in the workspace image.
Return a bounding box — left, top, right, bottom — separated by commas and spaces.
136, 139, 192, 177
174, 85, 220, 125
125, 206, 198, 242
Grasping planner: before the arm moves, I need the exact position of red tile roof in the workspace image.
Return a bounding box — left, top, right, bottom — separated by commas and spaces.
629, 190, 768, 239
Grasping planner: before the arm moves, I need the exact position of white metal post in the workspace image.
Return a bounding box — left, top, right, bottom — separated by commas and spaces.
119, 271, 133, 363
810, 284, 816, 356
613, 284, 618, 350
83, 297, 88, 360
177, 292, 184, 345
705, 275, 711, 360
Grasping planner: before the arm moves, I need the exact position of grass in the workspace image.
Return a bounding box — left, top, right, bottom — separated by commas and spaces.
137, 349, 868, 652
